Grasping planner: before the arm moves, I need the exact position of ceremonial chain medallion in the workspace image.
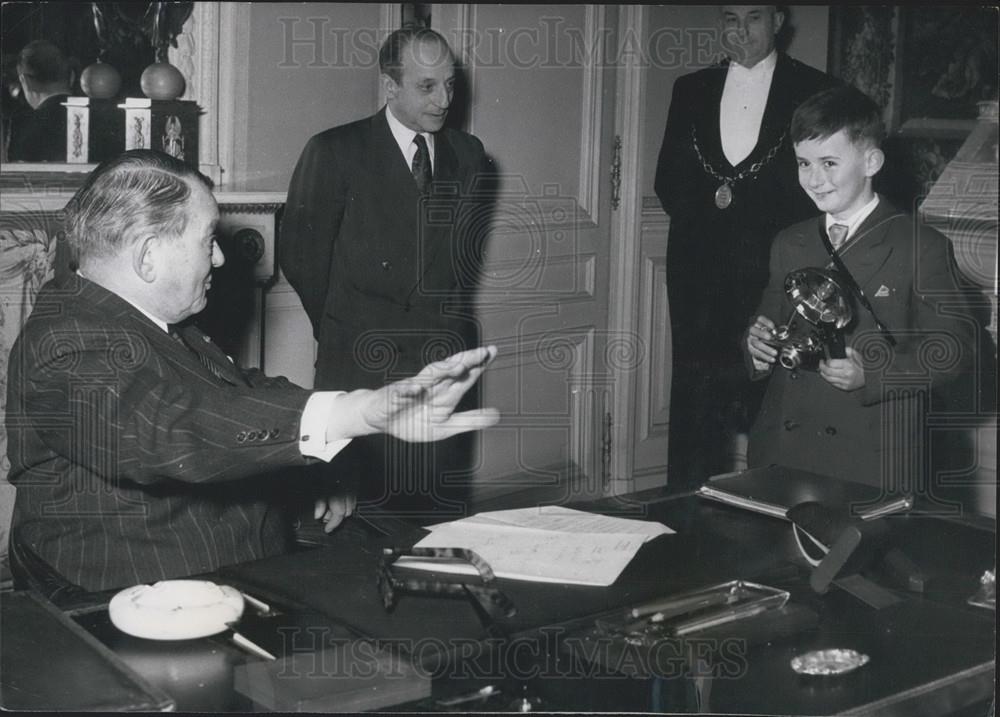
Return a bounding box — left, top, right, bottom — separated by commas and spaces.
714, 183, 733, 209
692, 127, 786, 210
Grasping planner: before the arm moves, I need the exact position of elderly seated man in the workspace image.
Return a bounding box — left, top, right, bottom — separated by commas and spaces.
6, 149, 499, 592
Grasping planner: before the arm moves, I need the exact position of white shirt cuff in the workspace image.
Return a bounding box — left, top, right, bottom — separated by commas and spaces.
299, 391, 352, 461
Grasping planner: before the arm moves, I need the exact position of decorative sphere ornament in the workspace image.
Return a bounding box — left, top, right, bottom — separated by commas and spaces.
80, 62, 122, 99
140, 62, 186, 100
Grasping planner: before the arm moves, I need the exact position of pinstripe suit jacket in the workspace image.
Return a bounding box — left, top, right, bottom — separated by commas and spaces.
7, 274, 315, 591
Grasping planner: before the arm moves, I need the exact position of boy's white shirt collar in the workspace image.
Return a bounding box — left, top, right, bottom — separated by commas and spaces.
385, 104, 435, 169
826, 194, 880, 241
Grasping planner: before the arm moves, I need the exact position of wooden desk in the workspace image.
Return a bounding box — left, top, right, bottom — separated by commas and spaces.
7, 491, 996, 714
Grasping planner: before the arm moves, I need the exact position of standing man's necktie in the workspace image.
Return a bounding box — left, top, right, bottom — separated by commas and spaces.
411, 133, 432, 194
828, 223, 849, 251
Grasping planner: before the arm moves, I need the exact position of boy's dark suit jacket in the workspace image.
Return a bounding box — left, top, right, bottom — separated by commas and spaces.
8, 274, 314, 591
281, 107, 491, 391
745, 199, 977, 487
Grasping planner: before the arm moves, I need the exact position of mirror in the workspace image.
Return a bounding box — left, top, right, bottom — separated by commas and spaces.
1, 2, 191, 166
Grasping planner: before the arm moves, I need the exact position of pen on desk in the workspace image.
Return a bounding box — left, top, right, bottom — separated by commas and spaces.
629, 589, 737, 620
672, 602, 769, 637
240, 591, 271, 615
231, 631, 277, 661
436, 685, 499, 707
621, 612, 666, 634
859, 495, 913, 521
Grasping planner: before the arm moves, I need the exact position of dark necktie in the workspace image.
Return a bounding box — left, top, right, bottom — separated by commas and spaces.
169, 325, 231, 384
411, 133, 432, 194
828, 223, 849, 251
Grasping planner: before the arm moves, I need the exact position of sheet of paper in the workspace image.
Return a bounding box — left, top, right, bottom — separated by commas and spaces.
397, 508, 674, 586
450, 506, 673, 541
411, 524, 647, 586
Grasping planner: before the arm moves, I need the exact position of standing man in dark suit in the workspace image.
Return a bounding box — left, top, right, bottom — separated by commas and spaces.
7, 149, 499, 592
654, 6, 836, 488
281, 27, 491, 521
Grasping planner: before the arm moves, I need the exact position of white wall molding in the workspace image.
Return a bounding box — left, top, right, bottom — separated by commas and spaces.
576, 5, 606, 225
171, 2, 223, 184
606, 4, 647, 493
216, 3, 252, 186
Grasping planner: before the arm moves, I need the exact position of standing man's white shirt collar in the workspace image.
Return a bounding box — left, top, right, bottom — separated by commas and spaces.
386, 104, 435, 170
728, 47, 778, 77
720, 49, 778, 166
826, 194, 881, 242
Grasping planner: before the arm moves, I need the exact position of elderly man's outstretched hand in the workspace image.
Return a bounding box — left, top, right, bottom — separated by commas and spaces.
360, 345, 500, 442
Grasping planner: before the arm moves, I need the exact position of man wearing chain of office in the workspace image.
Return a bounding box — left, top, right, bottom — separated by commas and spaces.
654, 5, 837, 487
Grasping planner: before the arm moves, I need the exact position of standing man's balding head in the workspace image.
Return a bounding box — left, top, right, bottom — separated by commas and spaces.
379, 27, 456, 134
720, 6, 785, 69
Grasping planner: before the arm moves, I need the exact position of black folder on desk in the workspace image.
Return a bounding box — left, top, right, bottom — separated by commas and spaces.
697, 466, 909, 520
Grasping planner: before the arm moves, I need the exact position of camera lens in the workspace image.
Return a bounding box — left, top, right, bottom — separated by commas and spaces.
779, 347, 802, 370
816, 280, 836, 301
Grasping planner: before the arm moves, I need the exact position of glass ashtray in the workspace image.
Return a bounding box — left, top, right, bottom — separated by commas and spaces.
791, 648, 870, 676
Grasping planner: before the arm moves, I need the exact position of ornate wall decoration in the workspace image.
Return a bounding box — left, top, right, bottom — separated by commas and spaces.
828, 6, 998, 207
828, 6, 897, 116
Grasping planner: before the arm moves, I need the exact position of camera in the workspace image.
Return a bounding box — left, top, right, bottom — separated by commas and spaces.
761, 268, 854, 370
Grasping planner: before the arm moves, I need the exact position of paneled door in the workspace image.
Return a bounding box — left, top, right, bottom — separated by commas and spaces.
237, 4, 671, 502
436, 5, 651, 505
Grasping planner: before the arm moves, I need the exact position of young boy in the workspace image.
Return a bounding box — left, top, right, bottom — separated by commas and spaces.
743, 84, 976, 490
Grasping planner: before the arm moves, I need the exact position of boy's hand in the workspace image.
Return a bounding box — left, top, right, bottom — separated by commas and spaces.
747, 315, 778, 372
819, 347, 866, 391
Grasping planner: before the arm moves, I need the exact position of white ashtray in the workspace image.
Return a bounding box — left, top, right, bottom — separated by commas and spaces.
109, 579, 245, 640
790, 648, 870, 676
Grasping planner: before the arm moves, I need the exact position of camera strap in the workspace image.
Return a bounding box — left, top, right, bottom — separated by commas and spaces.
817, 221, 897, 347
